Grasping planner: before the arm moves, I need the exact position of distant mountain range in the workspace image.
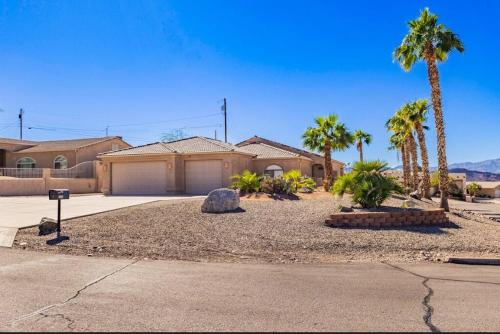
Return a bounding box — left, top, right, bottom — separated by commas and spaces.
388, 158, 500, 181
448, 158, 500, 174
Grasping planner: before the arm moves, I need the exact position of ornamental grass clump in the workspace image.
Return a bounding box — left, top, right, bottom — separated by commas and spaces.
331, 160, 403, 208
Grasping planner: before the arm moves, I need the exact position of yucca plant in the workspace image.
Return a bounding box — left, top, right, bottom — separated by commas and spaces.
332, 160, 403, 208
231, 170, 262, 193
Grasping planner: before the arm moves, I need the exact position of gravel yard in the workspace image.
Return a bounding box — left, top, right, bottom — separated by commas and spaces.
13, 195, 500, 263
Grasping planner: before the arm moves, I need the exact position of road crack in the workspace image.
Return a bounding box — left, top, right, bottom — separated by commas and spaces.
383, 262, 500, 332
8, 259, 139, 329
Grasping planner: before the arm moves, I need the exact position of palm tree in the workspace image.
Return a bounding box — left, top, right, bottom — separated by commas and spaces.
394, 7, 464, 211
303, 114, 354, 191
387, 110, 418, 192
389, 132, 410, 189
353, 130, 372, 162
407, 99, 432, 199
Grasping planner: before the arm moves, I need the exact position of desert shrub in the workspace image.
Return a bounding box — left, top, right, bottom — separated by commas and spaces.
331, 160, 403, 208
466, 182, 481, 196
261, 176, 293, 195
231, 170, 262, 193
431, 171, 464, 197
283, 169, 317, 193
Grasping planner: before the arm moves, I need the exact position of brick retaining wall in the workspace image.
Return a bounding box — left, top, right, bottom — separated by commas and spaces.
325, 208, 448, 228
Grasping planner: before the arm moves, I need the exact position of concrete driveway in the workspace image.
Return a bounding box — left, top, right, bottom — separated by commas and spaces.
0, 194, 202, 229
0, 249, 499, 332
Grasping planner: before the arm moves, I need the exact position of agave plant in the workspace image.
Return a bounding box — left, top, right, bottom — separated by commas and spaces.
332, 160, 403, 208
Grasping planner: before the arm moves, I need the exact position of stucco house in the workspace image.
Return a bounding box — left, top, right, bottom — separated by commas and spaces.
0, 136, 131, 169
98, 136, 345, 195
469, 181, 500, 198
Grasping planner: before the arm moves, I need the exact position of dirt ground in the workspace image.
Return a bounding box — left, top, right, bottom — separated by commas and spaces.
13, 194, 500, 264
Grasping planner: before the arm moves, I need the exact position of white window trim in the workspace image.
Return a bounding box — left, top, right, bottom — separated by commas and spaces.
53, 155, 68, 169
16, 157, 36, 169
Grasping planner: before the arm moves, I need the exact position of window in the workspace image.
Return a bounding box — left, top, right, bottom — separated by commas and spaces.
53, 155, 68, 169
264, 164, 284, 178
16, 157, 36, 169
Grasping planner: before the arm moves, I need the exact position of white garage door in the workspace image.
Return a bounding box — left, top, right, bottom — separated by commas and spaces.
185, 160, 223, 195
112, 161, 167, 195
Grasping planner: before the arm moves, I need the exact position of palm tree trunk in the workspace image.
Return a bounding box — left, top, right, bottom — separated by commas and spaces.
426, 51, 450, 211
415, 122, 431, 199
324, 141, 333, 191
358, 142, 364, 162
401, 144, 410, 189
404, 138, 414, 190
408, 134, 419, 193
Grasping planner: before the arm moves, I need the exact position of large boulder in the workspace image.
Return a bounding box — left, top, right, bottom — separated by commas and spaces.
201, 188, 240, 213
38, 217, 58, 236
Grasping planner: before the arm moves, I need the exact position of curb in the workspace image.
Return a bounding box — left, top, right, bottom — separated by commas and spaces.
447, 258, 500, 266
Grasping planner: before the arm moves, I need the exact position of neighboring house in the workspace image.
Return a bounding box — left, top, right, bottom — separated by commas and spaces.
98, 136, 345, 195
0, 136, 131, 169
469, 182, 500, 198
236, 135, 345, 180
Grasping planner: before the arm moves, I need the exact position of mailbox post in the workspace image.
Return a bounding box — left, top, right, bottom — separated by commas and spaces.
47, 189, 70, 245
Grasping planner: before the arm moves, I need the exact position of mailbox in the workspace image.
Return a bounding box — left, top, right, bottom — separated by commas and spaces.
46, 189, 70, 245
49, 189, 70, 200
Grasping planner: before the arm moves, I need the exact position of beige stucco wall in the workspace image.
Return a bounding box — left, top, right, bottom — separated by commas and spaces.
0, 173, 96, 196
76, 138, 130, 164
5, 150, 77, 169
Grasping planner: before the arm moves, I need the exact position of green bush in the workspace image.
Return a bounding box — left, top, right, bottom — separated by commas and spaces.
231, 170, 262, 193
466, 182, 481, 196
261, 176, 293, 195
283, 169, 316, 193
331, 160, 403, 208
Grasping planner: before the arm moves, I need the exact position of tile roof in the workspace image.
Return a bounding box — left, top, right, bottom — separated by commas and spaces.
100, 136, 254, 157
9, 137, 123, 153
469, 181, 500, 189
238, 143, 303, 159
0, 137, 37, 145
237, 135, 345, 165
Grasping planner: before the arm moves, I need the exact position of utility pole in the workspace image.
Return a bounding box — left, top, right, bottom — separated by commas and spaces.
223, 98, 227, 143
214, 129, 217, 140
18, 108, 24, 140
105, 125, 109, 136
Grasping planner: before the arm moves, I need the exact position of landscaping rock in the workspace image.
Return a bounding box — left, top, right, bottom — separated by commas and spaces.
298, 187, 313, 193
201, 188, 240, 213
38, 217, 58, 236
339, 206, 354, 213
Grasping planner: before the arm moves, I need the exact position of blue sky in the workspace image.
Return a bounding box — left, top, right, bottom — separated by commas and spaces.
0, 0, 498, 166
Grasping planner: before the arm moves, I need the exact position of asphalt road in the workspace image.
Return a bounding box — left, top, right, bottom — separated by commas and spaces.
1, 249, 499, 332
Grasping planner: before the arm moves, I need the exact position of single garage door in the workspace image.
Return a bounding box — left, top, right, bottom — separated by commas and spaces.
185, 160, 223, 195
112, 161, 167, 195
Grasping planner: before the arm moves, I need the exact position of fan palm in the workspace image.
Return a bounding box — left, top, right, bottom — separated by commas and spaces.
407, 99, 432, 198
303, 114, 354, 191
387, 109, 419, 192
353, 130, 372, 162
394, 7, 464, 211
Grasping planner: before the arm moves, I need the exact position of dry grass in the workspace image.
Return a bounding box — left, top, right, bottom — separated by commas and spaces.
13, 195, 500, 264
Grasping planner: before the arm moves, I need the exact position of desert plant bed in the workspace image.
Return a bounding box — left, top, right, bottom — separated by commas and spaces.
326, 208, 449, 228
13, 195, 500, 264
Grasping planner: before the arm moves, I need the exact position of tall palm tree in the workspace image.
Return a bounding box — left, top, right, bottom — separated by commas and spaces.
389, 132, 410, 189
394, 7, 464, 211
353, 130, 372, 162
407, 99, 431, 199
303, 114, 354, 191
387, 110, 419, 192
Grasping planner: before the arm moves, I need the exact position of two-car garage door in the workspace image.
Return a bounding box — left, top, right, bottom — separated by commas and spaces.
111, 160, 223, 195
112, 161, 167, 195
